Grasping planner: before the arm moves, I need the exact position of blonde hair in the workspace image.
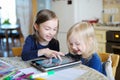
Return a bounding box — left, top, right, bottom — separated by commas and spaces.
67, 22, 98, 55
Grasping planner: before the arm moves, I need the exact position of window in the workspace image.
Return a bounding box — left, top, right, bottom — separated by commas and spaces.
0, 0, 16, 24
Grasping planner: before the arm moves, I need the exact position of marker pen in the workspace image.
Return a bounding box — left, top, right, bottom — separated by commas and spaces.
29, 70, 55, 79
34, 77, 46, 80
3, 70, 16, 80
13, 72, 33, 80
12, 71, 24, 79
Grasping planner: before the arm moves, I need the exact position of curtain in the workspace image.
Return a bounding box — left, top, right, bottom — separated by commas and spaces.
16, 0, 32, 39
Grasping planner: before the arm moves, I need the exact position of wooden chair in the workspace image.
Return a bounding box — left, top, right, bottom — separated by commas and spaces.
0, 29, 12, 50
0, 30, 5, 47
10, 26, 24, 47
12, 47, 22, 57
98, 53, 120, 77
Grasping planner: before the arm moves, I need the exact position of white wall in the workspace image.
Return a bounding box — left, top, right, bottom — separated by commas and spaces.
51, 0, 75, 33
51, 0, 103, 53
76, 0, 103, 23
51, 0, 75, 53
16, 0, 32, 38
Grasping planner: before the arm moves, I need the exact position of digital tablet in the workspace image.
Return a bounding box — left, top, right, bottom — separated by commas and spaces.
30, 55, 81, 72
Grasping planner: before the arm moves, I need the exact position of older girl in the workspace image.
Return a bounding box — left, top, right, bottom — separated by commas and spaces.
21, 9, 64, 61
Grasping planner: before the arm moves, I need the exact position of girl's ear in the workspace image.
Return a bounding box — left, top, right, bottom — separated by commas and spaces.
34, 24, 39, 31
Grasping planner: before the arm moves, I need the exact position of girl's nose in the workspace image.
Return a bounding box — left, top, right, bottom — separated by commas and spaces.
49, 31, 54, 35
50, 30, 56, 35
72, 44, 77, 50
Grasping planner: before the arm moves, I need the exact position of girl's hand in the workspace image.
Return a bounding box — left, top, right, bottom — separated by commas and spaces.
38, 48, 65, 61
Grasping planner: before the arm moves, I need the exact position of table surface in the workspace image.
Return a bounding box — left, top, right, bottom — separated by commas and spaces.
0, 57, 108, 80
0, 24, 19, 30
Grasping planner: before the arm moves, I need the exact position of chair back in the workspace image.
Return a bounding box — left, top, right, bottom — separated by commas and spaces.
12, 47, 22, 57
16, 18, 24, 46
16, 25, 24, 46
98, 53, 120, 77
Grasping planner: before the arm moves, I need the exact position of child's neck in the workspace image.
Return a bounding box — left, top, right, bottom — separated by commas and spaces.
82, 53, 92, 59
39, 41, 49, 46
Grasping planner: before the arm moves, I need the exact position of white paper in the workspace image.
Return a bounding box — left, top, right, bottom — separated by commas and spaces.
19, 67, 87, 80
47, 68, 87, 80
19, 67, 40, 74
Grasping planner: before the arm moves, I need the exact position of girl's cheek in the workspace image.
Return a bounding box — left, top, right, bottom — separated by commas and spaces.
82, 47, 86, 53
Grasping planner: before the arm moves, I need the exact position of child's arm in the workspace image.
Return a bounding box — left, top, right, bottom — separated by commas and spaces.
38, 48, 64, 61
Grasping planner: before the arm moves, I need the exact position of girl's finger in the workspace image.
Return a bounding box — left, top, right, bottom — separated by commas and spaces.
51, 53, 57, 59
57, 54, 62, 62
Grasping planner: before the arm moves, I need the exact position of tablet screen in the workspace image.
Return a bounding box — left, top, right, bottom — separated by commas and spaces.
35, 56, 78, 68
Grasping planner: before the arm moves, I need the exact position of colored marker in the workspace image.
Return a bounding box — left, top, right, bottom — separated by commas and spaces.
12, 71, 24, 79
29, 70, 55, 79
15, 72, 34, 80
0, 71, 12, 75
3, 71, 16, 80
34, 77, 46, 80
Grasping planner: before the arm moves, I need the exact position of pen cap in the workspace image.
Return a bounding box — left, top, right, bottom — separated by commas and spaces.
4, 76, 11, 80
47, 70, 55, 75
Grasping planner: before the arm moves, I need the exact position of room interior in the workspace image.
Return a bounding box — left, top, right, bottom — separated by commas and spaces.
0, 0, 120, 80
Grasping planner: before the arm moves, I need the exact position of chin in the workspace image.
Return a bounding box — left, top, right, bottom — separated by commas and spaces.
46, 38, 52, 42
77, 52, 82, 55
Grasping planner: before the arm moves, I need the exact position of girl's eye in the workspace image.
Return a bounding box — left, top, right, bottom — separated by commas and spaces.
76, 43, 80, 45
53, 28, 57, 31
45, 28, 49, 30
69, 43, 73, 46
45, 27, 50, 30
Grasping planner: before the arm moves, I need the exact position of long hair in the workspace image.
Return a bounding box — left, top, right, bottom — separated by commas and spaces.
67, 22, 98, 55
33, 9, 59, 43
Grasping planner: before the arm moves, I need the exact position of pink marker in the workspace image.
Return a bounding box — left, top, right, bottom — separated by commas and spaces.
15, 72, 34, 80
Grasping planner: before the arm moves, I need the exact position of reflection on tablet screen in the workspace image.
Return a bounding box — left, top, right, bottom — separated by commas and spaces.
36, 57, 75, 68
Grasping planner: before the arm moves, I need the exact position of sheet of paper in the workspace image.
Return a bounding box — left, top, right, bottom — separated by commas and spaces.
19, 67, 87, 80
19, 67, 40, 74
47, 68, 87, 80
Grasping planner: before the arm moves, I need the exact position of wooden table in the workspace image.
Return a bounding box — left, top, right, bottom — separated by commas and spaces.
0, 24, 19, 53
0, 57, 108, 80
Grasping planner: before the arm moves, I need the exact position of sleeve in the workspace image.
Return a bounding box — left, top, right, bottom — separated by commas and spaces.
49, 39, 60, 51
21, 35, 38, 61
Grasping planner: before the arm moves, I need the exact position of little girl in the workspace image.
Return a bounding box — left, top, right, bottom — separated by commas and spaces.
21, 9, 64, 61
66, 22, 105, 74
